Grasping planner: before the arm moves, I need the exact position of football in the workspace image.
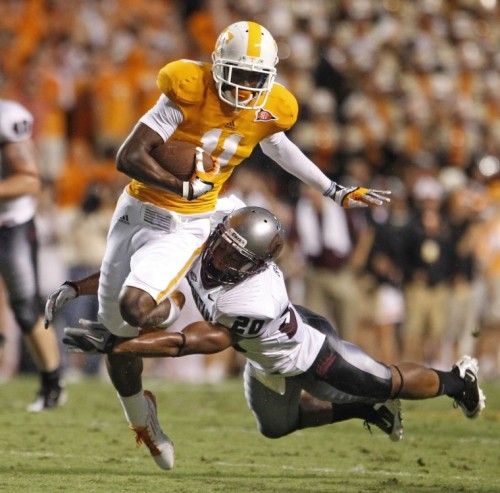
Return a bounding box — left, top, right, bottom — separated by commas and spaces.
150, 140, 215, 181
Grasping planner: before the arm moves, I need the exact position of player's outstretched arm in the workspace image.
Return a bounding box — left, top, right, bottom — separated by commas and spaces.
63, 317, 235, 355
259, 133, 391, 209
112, 321, 235, 357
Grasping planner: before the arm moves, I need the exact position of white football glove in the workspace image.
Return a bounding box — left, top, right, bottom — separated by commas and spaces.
326, 182, 391, 208
182, 147, 220, 201
44, 282, 78, 328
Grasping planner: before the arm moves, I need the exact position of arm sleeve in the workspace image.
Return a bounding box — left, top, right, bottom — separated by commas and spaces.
259, 132, 334, 194
139, 94, 184, 142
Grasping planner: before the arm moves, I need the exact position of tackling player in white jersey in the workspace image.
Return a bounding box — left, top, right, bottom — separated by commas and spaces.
0, 99, 65, 411
61, 207, 485, 467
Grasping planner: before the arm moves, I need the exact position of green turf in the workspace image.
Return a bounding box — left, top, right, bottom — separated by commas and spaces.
1, 375, 499, 493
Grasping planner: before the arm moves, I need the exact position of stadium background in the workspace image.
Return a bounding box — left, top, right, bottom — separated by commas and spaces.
0, 0, 499, 382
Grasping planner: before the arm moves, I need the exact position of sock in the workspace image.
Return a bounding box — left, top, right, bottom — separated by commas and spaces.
434, 370, 465, 397
41, 368, 61, 390
118, 390, 149, 426
331, 403, 376, 423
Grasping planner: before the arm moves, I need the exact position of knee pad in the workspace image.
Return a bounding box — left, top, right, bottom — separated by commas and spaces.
11, 298, 41, 334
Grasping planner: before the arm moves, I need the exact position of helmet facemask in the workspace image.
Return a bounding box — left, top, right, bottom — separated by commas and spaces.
201, 207, 284, 287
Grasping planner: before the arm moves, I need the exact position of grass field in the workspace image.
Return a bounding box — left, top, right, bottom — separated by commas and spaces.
1, 375, 499, 493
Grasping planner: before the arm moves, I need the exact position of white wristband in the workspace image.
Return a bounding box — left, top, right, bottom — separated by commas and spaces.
182, 181, 190, 199
323, 181, 337, 197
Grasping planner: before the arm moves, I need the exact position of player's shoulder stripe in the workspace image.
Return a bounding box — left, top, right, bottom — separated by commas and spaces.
157, 59, 210, 104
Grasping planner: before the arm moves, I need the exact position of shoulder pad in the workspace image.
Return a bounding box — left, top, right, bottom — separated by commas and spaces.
219, 269, 284, 321
157, 60, 209, 105
0, 99, 33, 143
266, 83, 298, 130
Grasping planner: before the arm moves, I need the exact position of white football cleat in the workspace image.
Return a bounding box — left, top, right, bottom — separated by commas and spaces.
452, 355, 486, 419
368, 399, 404, 442
130, 390, 174, 470
27, 384, 68, 412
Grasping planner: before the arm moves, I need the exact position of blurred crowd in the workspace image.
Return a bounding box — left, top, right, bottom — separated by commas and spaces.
1, 0, 499, 382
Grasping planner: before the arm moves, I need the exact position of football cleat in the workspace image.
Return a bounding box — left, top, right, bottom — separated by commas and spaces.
27, 384, 68, 412
130, 390, 174, 470
452, 355, 486, 419
365, 399, 403, 442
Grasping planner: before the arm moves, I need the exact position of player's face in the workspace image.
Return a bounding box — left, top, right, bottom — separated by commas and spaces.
201, 234, 257, 288
230, 68, 267, 89
222, 66, 268, 104
211, 238, 253, 274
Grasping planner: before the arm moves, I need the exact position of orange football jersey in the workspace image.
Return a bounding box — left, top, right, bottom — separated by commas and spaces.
127, 60, 298, 214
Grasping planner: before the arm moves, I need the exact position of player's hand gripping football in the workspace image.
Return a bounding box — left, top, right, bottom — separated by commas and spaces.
183, 147, 220, 201
329, 184, 391, 208
44, 282, 79, 328
63, 319, 116, 354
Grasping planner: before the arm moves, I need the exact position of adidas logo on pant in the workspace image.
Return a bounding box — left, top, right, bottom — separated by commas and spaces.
118, 214, 130, 225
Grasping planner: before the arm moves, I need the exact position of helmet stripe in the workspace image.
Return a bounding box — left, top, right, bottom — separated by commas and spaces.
246, 22, 262, 58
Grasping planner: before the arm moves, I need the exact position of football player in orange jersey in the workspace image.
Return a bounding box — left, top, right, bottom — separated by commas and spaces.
46, 22, 390, 470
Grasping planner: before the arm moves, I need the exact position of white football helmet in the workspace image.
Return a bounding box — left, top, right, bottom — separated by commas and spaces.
212, 21, 278, 110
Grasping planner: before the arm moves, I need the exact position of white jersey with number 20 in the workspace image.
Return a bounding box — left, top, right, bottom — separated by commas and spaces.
186, 258, 326, 378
